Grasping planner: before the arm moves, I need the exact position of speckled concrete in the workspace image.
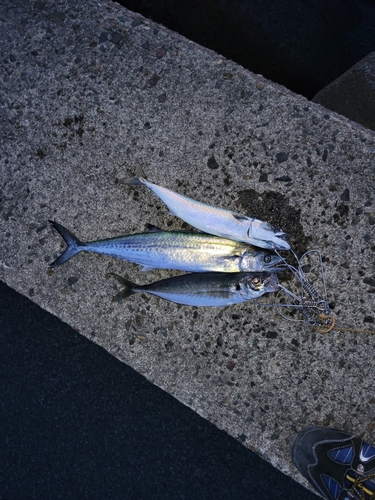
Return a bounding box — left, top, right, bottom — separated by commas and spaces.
1, 0, 375, 494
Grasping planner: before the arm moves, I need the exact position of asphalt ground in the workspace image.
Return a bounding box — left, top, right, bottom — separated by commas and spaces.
1, 280, 318, 499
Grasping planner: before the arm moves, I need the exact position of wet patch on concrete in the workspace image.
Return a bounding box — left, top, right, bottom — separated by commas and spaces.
235, 189, 309, 255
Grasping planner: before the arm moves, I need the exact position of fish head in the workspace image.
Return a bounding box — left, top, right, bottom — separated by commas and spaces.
236, 273, 280, 300
248, 220, 290, 251
240, 249, 285, 273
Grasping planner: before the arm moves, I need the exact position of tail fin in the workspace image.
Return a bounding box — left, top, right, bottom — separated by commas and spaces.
106, 273, 137, 302
124, 162, 147, 186
48, 220, 84, 268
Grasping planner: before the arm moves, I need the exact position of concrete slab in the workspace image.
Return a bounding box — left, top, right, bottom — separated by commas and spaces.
313, 51, 375, 131
1, 0, 375, 494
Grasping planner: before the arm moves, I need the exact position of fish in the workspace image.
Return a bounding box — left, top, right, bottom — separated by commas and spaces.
48, 220, 285, 273
107, 271, 280, 307
125, 163, 290, 251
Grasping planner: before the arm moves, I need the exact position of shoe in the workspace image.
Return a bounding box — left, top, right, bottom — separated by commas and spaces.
291, 426, 375, 499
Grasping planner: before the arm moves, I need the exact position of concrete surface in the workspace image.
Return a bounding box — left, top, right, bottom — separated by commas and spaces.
1, 0, 375, 495
313, 51, 375, 131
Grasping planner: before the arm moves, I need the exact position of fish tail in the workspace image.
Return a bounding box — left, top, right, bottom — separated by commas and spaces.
106, 273, 137, 302
124, 162, 147, 186
48, 220, 84, 268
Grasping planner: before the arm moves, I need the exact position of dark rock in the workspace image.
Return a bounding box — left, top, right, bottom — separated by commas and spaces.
259, 173, 268, 182
340, 188, 350, 201
364, 277, 375, 287
275, 175, 292, 182
336, 203, 349, 217
156, 47, 166, 58
265, 331, 278, 339
147, 73, 160, 87
276, 152, 288, 163
226, 360, 235, 371
313, 52, 375, 131
110, 33, 122, 44
207, 156, 219, 169
131, 18, 143, 27
237, 434, 247, 443
99, 32, 108, 44
67, 276, 79, 286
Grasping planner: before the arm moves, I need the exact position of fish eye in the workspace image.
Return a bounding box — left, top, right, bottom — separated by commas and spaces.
264, 255, 271, 264
251, 277, 262, 289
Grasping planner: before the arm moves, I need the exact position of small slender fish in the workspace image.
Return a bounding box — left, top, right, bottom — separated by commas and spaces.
125, 164, 290, 251
48, 221, 285, 273
107, 271, 280, 307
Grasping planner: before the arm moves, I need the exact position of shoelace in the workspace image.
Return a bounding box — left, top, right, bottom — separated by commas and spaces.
346, 472, 375, 499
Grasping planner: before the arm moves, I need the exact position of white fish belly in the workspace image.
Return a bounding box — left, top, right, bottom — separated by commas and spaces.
148, 182, 247, 241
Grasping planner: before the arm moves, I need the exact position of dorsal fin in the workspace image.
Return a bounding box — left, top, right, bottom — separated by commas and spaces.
145, 223, 163, 232
232, 213, 249, 222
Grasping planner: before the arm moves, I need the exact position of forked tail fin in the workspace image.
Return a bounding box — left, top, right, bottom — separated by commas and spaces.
106, 273, 137, 301
124, 162, 147, 186
48, 220, 85, 268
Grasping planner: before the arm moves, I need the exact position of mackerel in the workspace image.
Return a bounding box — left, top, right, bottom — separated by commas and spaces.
108, 271, 280, 307
48, 221, 285, 273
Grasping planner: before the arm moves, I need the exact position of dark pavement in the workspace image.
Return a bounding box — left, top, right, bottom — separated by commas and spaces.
1, 280, 317, 499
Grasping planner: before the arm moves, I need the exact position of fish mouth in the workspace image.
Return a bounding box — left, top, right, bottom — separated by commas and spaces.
249, 221, 291, 251
265, 273, 280, 293
265, 264, 287, 273
263, 230, 290, 251
271, 232, 290, 251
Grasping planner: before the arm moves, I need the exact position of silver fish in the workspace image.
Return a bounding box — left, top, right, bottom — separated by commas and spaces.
107, 271, 280, 307
48, 221, 285, 273
125, 164, 290, 251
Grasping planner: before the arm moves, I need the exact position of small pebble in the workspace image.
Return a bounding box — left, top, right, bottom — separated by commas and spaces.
207, 156, 219, 169
156, 47, 166, 58
276, 152, 288, 163
340, 188, 350, 202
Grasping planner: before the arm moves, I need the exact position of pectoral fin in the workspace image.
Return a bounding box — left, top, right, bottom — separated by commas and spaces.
140, 264, 157, 272
218, 255, 240, 261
